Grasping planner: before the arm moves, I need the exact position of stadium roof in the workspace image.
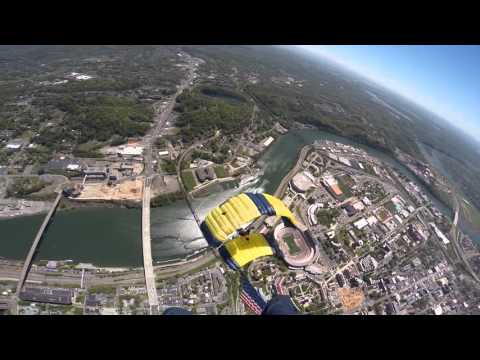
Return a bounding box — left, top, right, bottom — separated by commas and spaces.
291, 171, 315, 192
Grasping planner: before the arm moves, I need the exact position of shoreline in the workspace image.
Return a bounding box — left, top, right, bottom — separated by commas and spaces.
1, 128, 478, 269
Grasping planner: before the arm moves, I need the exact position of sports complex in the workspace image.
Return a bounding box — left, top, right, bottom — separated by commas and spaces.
273, 222, 315, 268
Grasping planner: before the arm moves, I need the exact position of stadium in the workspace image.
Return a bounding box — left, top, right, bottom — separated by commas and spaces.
290, 171, 315, 193
273, 222, 316, 268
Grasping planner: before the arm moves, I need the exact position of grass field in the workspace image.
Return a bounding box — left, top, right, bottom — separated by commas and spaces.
339, 174, 355, 188
316, 208, 340, 227
283, 234, 301, 255
214, 165, 227, 178
181, 170, 197, 191
336, 177, 352, 197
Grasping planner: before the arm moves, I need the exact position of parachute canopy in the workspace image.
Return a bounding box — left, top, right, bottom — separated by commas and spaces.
201, 192, 297, 270
201, 192, 297, 247
221, 233, 273, 268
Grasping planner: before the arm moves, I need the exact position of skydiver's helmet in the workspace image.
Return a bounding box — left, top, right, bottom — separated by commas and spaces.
238, 228, 248, 237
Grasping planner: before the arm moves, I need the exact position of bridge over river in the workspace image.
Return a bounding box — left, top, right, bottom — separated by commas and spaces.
15, 192, 63, 308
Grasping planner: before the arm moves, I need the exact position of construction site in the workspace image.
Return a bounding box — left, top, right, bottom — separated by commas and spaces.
67, 174, 180, 203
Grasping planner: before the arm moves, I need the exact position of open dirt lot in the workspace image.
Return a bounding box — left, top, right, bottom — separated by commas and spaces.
151, 175, 180, 196
76, 179, 144, 202
337, 287, 365, 312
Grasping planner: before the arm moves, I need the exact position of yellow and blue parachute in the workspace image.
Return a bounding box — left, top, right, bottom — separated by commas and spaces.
200, 192, 297, 270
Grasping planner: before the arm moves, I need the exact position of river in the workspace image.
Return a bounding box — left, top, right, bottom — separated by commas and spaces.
0, 129, 470, 266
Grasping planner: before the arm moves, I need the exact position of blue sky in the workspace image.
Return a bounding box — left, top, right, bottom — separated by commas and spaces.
297, 45, 480, 140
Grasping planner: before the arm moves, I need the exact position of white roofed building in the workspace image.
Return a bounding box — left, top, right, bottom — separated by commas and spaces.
262, 136, 274, 147
352, 201, 365, 211
360, 255, 379, 272
117, 146, 144, 157
353, 218, 369, 230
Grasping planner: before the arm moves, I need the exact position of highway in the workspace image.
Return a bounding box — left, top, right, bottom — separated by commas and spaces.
448, 196, 480, 284
0, 251, 218, 290
138, 53, 199, 314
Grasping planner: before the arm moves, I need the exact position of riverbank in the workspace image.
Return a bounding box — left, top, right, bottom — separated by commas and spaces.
1, 128, 477, 268
0, 199, 51, 220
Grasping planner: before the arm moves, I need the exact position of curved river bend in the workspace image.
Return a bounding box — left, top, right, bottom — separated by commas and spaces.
0, 130, 471, 266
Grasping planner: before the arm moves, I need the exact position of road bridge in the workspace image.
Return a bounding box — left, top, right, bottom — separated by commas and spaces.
138, 57, 201, 314
449, 196, 480, 284
142, 177, 159, 314
15, 192, 63, 298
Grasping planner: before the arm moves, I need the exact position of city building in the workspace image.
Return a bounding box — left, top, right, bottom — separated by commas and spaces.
83, 166, 108, 179
5, 139, 27, 150
291, 171, 315, 193
359, 255, 379, 272
352, 201, 365, 211
195, 167, 215, 183
429, 223, 450, 245
45, 158, 84, 173
307, 203, 322, 226
343, 204, 357, 217
46, 261, 58, 269
117, 145, 144, 158
19, 287, 73, 305
262, 136, 274, 147
100, 307, 119, 315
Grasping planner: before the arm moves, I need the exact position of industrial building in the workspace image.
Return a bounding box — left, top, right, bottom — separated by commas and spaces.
45, 158, 84, 173
19, 287, 73, 305
116, 145, 144, 158
83, 166, 108, 180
